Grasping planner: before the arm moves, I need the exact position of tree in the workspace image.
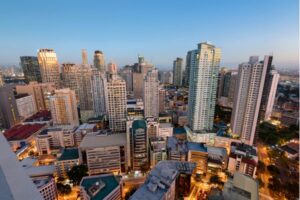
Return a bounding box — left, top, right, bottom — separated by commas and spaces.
67, 165, 88, 185
56, 183, 71, 195
267, 165, 280, 175
210, 175, 221, 184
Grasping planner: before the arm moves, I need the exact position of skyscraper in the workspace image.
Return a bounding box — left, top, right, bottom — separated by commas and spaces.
49, 88, 79, 126
0, 86, 21, 128
187, 42, 221, 132
173, 57, 183, 86
264, 70, 280, 121
81, 49, 88, 65
130, 119, 148, 170
231, 56, 268, 145
91, 69, 107, 116
93, 50, 105, 72
20, 56, 42, 83
105, 65, 127, 132
159, 87, 166, 113
143, 68, 159, 118
37, 49, 60, 88
183, 51, 192, 87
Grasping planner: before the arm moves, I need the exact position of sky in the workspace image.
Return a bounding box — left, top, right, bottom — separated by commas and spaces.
0, 0, 299, 70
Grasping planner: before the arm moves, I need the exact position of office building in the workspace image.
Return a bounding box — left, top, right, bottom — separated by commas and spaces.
79, 131, 127, 175
93, 50, 105, 72
32, 176, 58, 200
127, 99, 144, 119
143, 68, 159, 118
264, 70, 280, 121
231, 56, 268, 145
130, 120, 148, 170
228, 142, 258, 178
173, 57, 183, 86
149, 137, 167, 168
187, 42, 221, 132
0, 86, 21, 128
146, 117, 159, 138
49, 88, 79, 126
105, 68, 127, 132
37, 49, 60, 88
20, 56, 42, 83
80, 174, 121, 200
91, 69, 107, 116
16, 81, 55, 111
15, 93, 37, 119
0, 133, 43, 200
158, 123, 173, 139
55, 148, 80, 178
130, 161, 196, 200
159, 87, 166, 113
82, 49, 88, 65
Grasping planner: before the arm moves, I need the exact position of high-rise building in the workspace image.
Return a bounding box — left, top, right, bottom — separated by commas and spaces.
264, 70, 280, 121
143, 69, 159, 118
159, 87, 166, 113
183, 51, 192, 87
81, 49, 88, 65
20, 56, 42, 83
37, 49, 60, 88
130, 120, 148, 170
187, 42, 221, 132
0, 133, 43, 200
49, 88, 79, 126
230, 56, 268, 145
149, 137, 167, 168
0, 71, 4, 87
93, 50, 105, 72
120, 66, 133, 92
0, 86, 21, 128
173, 57, 183, 86
105, 66, 127, 132
91, 69, 107, 116
16, 82, 55, 111
61, 63, 78, 97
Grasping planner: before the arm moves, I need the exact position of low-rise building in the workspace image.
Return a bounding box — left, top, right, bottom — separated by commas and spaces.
187, 142, 208, 174
158, 123, 173, 139
55, 148, 80, 178
166, 137, 188, 161
32, 176, 58, 200
228, 142, 258, 178
130, 161, 196, 200
146, 117, 159, 138
149, 137, 167, 168
79, 131, 127, 175
74, 123, 97, 146
80, 174, 121, 200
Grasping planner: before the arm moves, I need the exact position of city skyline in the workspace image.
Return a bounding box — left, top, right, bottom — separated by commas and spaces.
0, 0, 299, 69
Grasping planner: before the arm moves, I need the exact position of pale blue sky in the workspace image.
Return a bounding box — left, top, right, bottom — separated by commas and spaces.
0, 0, 298, 69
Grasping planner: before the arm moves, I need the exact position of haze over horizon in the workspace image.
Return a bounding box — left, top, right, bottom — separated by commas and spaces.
0, 0, 299, 70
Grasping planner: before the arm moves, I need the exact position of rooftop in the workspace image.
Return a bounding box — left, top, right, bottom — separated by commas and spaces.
231, 142, 257, 156
24, 110, 52, 122
15, 93, 30, 99
75, 123, 97, 132
80, 174, 120, 200
173, 127, 187, 135
58, 148, 79, 161
32, 176, 53, 189
80, 132, 126, 149
130, 161, 196, 200
187, 142, 207, 152
166, 137, 188, 153
159, 123, 172, 128
4, 124, 46, 141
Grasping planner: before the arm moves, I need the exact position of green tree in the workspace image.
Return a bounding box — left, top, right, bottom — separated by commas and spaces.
56, 183, 71, 195
67, 164, 88, 185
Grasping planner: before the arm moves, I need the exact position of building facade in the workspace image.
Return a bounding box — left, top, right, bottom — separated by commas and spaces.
15, 94, 37, 119
93, 50, 105, 72
187, 42, 221, 132
143, 69, 159, 118
173, 57, 183, 86
20, 56, 42, 83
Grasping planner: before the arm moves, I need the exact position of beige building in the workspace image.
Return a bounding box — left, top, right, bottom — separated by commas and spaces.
15, 94, 37, 119
55, 148, 80, 178
16, 81, 55, 111
32, 176, 58, 200
49, 89, 79, 126
106, 70, 127, 132
143, 69, 159, 118
37, 49, 60, 88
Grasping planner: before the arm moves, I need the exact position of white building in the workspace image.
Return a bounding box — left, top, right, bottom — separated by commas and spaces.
187, 42, 221, 132
32, 176, 57, 200
79, 131, 127, 175
158, 123, 173, 139
105, 70, 127, 132
264, 70, 280, 121
15, 94, 37, 119
55, 148, 80, 178
49, 88, 79, 127
143, 68, 159, 118
91, 69, 107, 116
231, 56, 268, 145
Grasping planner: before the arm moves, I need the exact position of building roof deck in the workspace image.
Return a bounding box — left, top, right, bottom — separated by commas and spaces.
58, 148, 79, 161
4, 123, 46, 141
